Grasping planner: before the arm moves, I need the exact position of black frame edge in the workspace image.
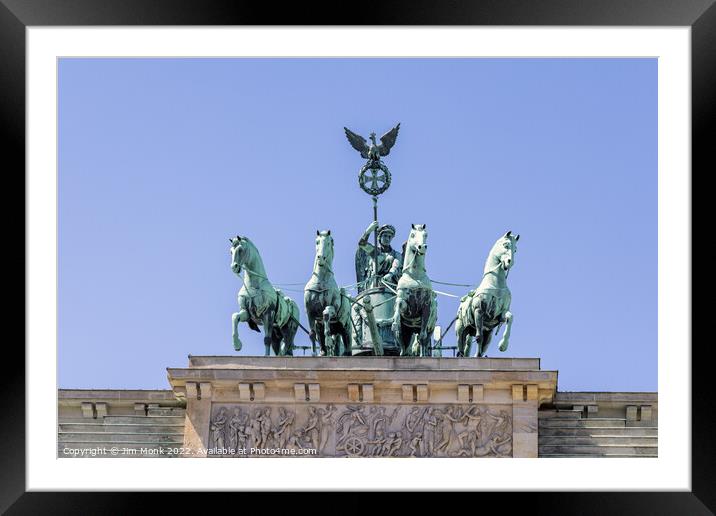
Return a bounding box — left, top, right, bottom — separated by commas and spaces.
3, 0, 714, 513
0, 0, 26, 514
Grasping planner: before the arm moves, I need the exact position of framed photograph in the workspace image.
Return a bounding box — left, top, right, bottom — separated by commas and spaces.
5, 0, 713, 511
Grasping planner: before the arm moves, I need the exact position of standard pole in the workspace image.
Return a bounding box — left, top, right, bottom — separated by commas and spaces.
372, 195, 379, 288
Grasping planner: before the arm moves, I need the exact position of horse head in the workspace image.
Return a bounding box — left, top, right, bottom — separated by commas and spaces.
229, 235, 248, 275
314, 230, 334, 270
408, 224, 428, 256
490, 231, 520, 273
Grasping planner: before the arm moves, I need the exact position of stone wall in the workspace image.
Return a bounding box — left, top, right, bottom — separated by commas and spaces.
58, 390, 186, 458
57, 359, 657, 459
537, 392, 658, 457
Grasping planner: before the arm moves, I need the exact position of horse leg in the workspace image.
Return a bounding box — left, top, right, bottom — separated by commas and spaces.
473, 307, 485, 357
322, 316, 335, 357
472, 309, 481, 357
419, 301, 430, 357
262, 310, 277, 356
401, 326, 414, 356
307, 313, 318, 356
465, 335, 474, 358
280, 318, 298, 356
315, 321, 328, 356
304, 291, 318, 356
455, 319, 467, 357
392, 293, 406, 353
498, 311, 513, 352
231, 310, 249, 351
339, 321, 352, 357
480, 327, 494, 357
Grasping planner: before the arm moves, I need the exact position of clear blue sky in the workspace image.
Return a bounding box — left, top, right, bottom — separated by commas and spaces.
58, 58, 656, 391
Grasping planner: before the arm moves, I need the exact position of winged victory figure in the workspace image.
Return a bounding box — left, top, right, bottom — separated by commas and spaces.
344, 123, 401, 162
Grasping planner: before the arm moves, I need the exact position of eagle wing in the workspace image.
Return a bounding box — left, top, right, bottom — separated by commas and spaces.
344, 127, 370, 159
378, 123, 400, 157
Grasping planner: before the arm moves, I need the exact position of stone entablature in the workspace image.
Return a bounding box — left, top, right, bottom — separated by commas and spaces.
166, 356, 558, 458
553, 391, 658, 425
59, 389, 184, 419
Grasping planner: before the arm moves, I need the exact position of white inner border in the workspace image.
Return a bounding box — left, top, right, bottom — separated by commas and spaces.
27, 27, 690, 491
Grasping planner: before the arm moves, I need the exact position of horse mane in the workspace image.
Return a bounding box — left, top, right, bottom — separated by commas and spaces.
239, 236, 255, 248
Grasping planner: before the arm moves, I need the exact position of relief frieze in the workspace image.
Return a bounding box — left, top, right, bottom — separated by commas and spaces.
208, 404, 512, 457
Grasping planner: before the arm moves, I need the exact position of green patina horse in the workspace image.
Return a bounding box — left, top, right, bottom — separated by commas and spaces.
304, 230, 352, 356
391, 224, 438, 356
230, 236, 299, 356
455, 231, 519, 357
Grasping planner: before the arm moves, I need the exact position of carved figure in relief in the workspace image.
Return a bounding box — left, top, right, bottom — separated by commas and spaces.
386, 432, 404, 456
370, 407, 388, 439
490, 433, 513, 457
227, 408, 244, 450
405, 406, 426, 434
422, 408, 439, 457
274, 408, 295, 449
210, 408, 227, 449
260, 407, 272, 447
236, 425, 249, 453
455, 430, 480, 457
336, 406, 369, 450
318, 405, 336, 452
436, 406, 463, 452
409, 433, 423, 457
472, 433, 511, 457
287, 428, 309, 450
305, 406, 321, 450
250, 407, 271, 449
367, 428, 387, 457
457, 406, 484, 450
491, 410, 511, 434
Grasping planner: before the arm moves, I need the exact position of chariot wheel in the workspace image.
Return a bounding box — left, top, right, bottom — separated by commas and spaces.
344, 436, 365, 457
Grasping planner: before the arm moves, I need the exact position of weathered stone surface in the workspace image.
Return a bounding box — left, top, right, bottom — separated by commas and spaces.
207, 403, 513, 458
184, 356, 541, 370
538, 399, 658, 458
166, 356, 557, 458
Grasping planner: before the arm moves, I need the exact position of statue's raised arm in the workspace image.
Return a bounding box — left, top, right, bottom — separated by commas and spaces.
355, 220, 379, 292
355, 221, 403, 292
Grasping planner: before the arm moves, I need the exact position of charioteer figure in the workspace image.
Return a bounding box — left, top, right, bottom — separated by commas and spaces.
355, 220, 403, 292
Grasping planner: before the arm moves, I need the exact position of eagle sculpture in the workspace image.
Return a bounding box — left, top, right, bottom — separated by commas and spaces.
344, 123, 401, 161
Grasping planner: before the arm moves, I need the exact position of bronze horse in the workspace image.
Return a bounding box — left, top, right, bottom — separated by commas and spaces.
391, 225, 437, 356
230, 236, 299, 356
455, 231, 519, 357
304, 230, 352, 356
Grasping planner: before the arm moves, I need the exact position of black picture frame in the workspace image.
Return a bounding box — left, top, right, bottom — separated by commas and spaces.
3, 0, 712, 512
